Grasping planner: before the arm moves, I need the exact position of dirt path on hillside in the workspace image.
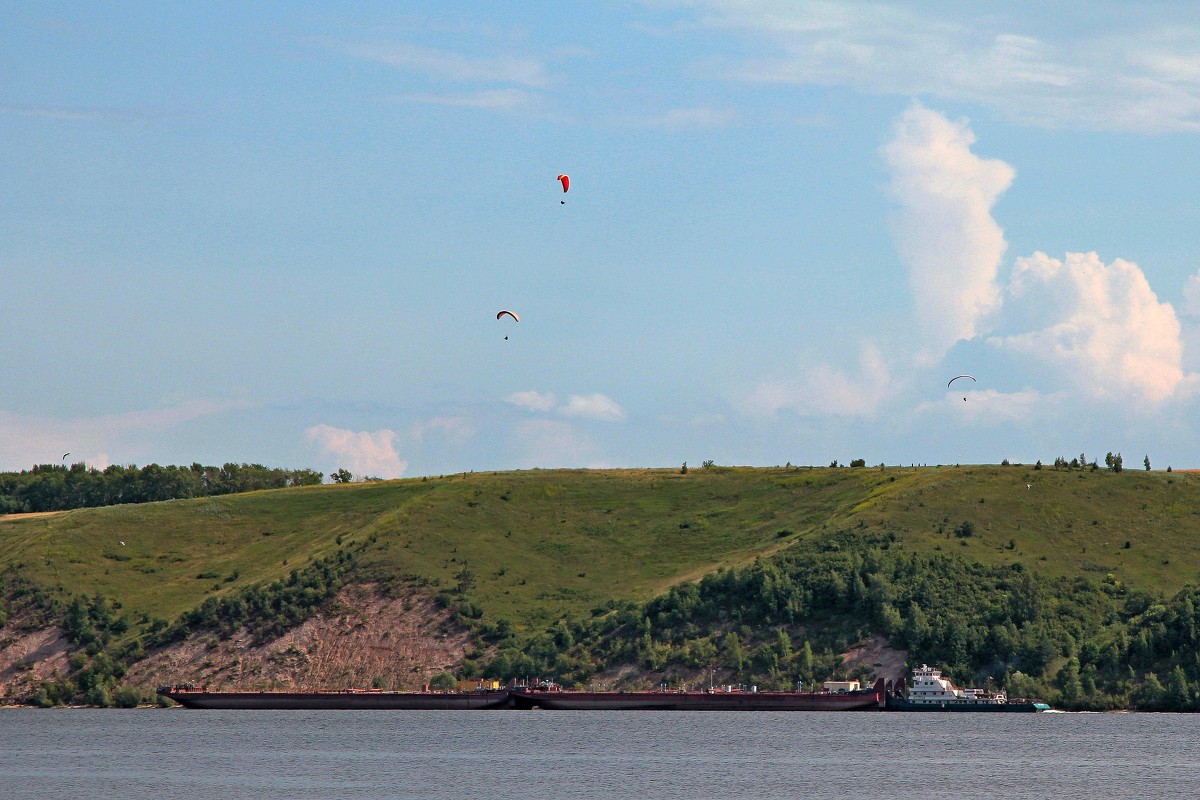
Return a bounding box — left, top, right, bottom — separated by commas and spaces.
0, 511, 65, 521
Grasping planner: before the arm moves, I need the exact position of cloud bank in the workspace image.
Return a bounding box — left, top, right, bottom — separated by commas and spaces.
505, 391, 558, 412
682, 1, 1200, 132
509, 420, 611, 469
559, 393, 627, 422
884, 104, 1014, 364
0, 399, 252, 472
505, 391, 626, 421
825, 105, 1198, 419
338, 41, 550, 87
1184, 270, 1200, 319
744, 344, 896, 418
304, 424, 408, 479
991, 252, 1197, 405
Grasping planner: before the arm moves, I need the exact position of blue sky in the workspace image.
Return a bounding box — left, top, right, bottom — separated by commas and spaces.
4, 1, 1200, 477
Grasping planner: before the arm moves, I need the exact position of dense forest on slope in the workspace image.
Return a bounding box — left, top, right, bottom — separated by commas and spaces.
3, 464, 1200, 709
0, 462, 324, 513
482, 533, 1200, 710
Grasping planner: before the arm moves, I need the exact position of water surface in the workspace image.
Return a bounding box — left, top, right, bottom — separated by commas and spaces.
2, 709, 1196, 799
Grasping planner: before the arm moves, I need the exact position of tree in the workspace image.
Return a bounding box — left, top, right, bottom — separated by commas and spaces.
1144, 455, 1151, 471
799, 641, 815, 680
1132, 672, 1165, 710
1166, 666, 1192, 711
330, 468, 353, 483
722, 632, 747, 677
771, 629, 792, 664
429, 672, 457, 691
849, 458, 866, 468
1057, 657, 1082, 704
455, 565, 476, 595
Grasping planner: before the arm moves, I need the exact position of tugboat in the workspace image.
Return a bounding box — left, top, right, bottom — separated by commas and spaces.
886, 665, 1049, 712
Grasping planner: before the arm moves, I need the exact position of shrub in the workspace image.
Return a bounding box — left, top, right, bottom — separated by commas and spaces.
114, 686, 143, 708
429, 672, 457, 691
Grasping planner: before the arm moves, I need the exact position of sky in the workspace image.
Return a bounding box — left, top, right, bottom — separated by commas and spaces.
4, 1, 1200, 478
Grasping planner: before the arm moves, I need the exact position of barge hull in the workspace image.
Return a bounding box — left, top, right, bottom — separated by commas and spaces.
161, 689, 511, 710
511, 679, 885, 711
885, 696, 1049, 712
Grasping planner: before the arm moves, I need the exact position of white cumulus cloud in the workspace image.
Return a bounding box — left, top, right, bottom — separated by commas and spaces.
990, 251, 1198, 405
509, 420, 609, 468
409, 416, 476, 446
744, 344, 896, 418
505, 390, 626, 421
304, 424, 408, 479
1184, 270, 1200, 318
884, 104, 1015, 363
917, 388, 1047, 424
559, 393, 627, 422
505, 390, 557, 412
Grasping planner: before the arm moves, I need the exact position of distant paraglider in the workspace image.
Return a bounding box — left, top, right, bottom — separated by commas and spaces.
497, 310, 519, 339
557, 174, 569, 203
947, 374, 976, 401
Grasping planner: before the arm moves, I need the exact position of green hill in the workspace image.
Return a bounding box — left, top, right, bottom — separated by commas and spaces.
4, 464, 1200, 709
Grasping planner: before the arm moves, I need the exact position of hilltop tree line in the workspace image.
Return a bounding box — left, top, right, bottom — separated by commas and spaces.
0, 462, 324, 514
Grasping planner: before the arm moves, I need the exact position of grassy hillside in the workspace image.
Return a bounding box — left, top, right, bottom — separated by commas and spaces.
4, 464, 1199, 635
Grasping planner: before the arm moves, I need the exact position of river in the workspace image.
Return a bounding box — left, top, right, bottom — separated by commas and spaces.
2, 709, 1196, 799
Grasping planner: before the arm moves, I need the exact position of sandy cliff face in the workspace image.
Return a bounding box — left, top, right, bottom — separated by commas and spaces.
0, 583, 477, 702
839, 634, 908, 682
124, 583, 475, 692
0, 624, 71, 701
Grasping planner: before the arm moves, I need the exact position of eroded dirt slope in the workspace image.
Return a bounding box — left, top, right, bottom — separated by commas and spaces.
125, 583, 473, 692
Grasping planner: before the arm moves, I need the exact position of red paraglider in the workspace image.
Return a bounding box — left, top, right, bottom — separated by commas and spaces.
557, 174, 569, 203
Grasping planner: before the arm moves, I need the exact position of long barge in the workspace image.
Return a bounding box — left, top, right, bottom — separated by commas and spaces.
158, 685, 511, 710
510, 678, 886, 711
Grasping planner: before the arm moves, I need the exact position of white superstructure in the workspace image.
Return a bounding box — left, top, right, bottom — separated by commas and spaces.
905, 664, 1007, 705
